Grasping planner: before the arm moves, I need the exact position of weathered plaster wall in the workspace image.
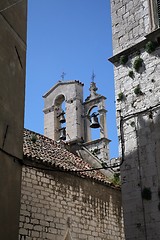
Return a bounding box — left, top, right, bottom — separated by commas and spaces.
110, 0, 160, 239
114, 50, 160, 112
114, 46, 160, 240
19, 166, 124, 240
0, 1, 27, 239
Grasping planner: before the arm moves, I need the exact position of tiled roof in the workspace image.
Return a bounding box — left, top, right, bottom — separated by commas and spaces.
23, 129, 117, 188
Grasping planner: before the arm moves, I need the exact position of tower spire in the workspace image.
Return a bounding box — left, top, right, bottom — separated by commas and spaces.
89, 71, 98, 97
91, 71, 96, 82
61, 71, 66, 80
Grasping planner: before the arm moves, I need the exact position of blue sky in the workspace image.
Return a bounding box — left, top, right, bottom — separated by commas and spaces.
25, 0, 118, 158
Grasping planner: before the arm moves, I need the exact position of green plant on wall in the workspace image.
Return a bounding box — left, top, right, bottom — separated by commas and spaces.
31, 134, 37, 143
134, 84, 143, 96
118, 92, 125, 101
145, 41, 157, 53
128, 70, 134, 79
133, 57, 143, 72
119, 55, 128, 65
142, 187, 152, 200
111, 173, 121, 186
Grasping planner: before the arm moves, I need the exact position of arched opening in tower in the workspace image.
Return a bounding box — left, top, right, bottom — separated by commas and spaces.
89, 106, 101, 141
54, 94, 66, 141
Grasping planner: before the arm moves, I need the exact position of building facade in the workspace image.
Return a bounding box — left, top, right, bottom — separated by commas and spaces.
110, 0, 160, 239
0, 1, 27, 239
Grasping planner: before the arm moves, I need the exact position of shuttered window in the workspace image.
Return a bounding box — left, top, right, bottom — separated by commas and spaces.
157, 0, 160, 26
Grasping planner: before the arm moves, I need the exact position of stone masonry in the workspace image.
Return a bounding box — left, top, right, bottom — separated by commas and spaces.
19, 129, 124, 240
19, 166, 124, 240
110, 0, 160, 239
111, 0, 156, 55
113, 44, 160, 240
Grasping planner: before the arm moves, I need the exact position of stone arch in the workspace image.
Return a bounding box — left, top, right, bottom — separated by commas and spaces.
54, 94, 65, 106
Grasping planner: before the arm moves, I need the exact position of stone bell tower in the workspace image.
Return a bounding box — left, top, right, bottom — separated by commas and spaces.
83, 81, 110, 163
43, 79, 110, 165
43, 80, 84, 142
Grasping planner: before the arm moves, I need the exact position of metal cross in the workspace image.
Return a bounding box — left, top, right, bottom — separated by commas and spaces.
91, 71, 96, 82
61, 72, 66, 80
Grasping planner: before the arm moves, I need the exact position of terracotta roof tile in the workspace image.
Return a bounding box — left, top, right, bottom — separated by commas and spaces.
23, 129, 117, 188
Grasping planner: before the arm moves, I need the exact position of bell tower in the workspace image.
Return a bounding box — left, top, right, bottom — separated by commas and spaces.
83, 80, 110, 164
43, 80, 84, 142
43, 79, 110, 164
84, 81, 108, 141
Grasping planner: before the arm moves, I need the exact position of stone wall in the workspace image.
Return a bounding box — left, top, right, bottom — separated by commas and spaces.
114, 49, 160, 114
112, 41, 160, 239
110, 0, 151, 54
19, 166, 124, 240
111, 23, 160, 240
110, 0, 160, 238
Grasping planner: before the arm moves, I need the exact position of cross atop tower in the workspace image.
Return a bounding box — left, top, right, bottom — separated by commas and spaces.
61, 72, 66, 80
91, 71, 96, 82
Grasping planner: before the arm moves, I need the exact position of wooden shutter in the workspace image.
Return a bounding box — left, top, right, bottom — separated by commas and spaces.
157, 0, 160, 26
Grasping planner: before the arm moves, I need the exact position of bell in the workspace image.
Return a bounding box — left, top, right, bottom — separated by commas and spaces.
90, 113, 100, 128
59, 114, 66, 123
57, 111, 66, 124
59, 127, 66, 140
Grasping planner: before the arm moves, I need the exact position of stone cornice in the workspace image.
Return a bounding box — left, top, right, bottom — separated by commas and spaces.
108, 28, 160, 64
83, 138, 111, 146
83, 95, 106, 105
